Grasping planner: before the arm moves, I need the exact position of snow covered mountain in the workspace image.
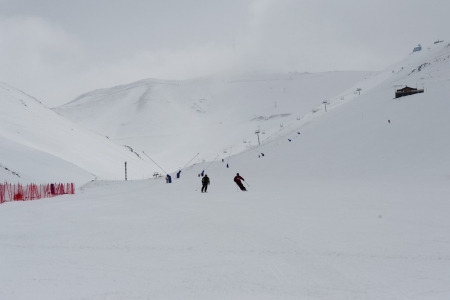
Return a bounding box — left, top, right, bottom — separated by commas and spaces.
247, 40, 450, 182
1, 41, 450, 299
55, 71, 371, 172
0, 83, 155, 185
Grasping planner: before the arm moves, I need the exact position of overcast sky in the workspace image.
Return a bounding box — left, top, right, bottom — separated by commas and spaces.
1, 0, 449, 107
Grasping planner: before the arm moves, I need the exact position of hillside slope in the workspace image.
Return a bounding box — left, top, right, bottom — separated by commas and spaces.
55, 71, 371, 171
0, 83, 155, 185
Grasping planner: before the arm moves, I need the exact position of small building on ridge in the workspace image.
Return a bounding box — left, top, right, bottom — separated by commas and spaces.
395, 86, 424, 98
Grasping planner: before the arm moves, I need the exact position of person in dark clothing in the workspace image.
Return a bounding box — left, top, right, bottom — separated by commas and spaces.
201, 174, 210, 193
234, 173, 246, 191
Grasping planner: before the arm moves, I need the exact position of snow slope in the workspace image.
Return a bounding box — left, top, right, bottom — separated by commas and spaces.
1, 42, 450, 299
1, 176, 449, 300
0, 83, 156, 185
55, 71, 371, 172
0, 135, 91, 184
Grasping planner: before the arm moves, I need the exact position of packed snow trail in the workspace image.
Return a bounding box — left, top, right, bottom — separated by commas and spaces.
1, 174, 449, 300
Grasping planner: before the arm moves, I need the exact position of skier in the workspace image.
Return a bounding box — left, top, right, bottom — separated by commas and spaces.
176, 170, 181, 178
234, 173, 247, 191
201, 170, 205, 176
166, 174, 172, 183
201, 174, 210, 193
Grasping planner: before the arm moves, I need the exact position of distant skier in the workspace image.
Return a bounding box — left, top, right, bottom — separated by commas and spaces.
177, 170, 181, 178
234, 173, 247, 191
201, 170, 204, 176
201, 174, 210, 193
166, 174, 172, 183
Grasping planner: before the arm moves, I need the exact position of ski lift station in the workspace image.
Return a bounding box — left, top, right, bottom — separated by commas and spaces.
395, 86, 424, 98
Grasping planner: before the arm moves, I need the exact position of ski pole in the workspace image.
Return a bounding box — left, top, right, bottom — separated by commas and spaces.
244, 181, 250, 187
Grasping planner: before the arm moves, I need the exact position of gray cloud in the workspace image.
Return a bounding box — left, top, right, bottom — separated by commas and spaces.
1, 0, 449, 106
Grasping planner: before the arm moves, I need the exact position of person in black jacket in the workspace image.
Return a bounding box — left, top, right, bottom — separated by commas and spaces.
201, 174, 210, 193
234, 173, 246, 191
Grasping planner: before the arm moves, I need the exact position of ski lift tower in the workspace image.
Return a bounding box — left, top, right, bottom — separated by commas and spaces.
255, 129, 261, 145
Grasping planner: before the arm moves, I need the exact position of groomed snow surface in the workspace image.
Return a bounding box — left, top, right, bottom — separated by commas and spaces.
1, 175, 449, 300
1, 42, 450, 299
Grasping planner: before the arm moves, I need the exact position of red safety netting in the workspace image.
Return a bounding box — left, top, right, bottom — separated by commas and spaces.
0, 182, 75, 204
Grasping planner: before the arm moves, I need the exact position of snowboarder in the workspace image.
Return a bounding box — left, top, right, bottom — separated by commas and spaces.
234, 173, 246, 191
201, 174, 210, 193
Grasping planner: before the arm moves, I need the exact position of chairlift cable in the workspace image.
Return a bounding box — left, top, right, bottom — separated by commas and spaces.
204, 155, 220, 171
142, 151, 169, 175
181, 153, 200, 170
